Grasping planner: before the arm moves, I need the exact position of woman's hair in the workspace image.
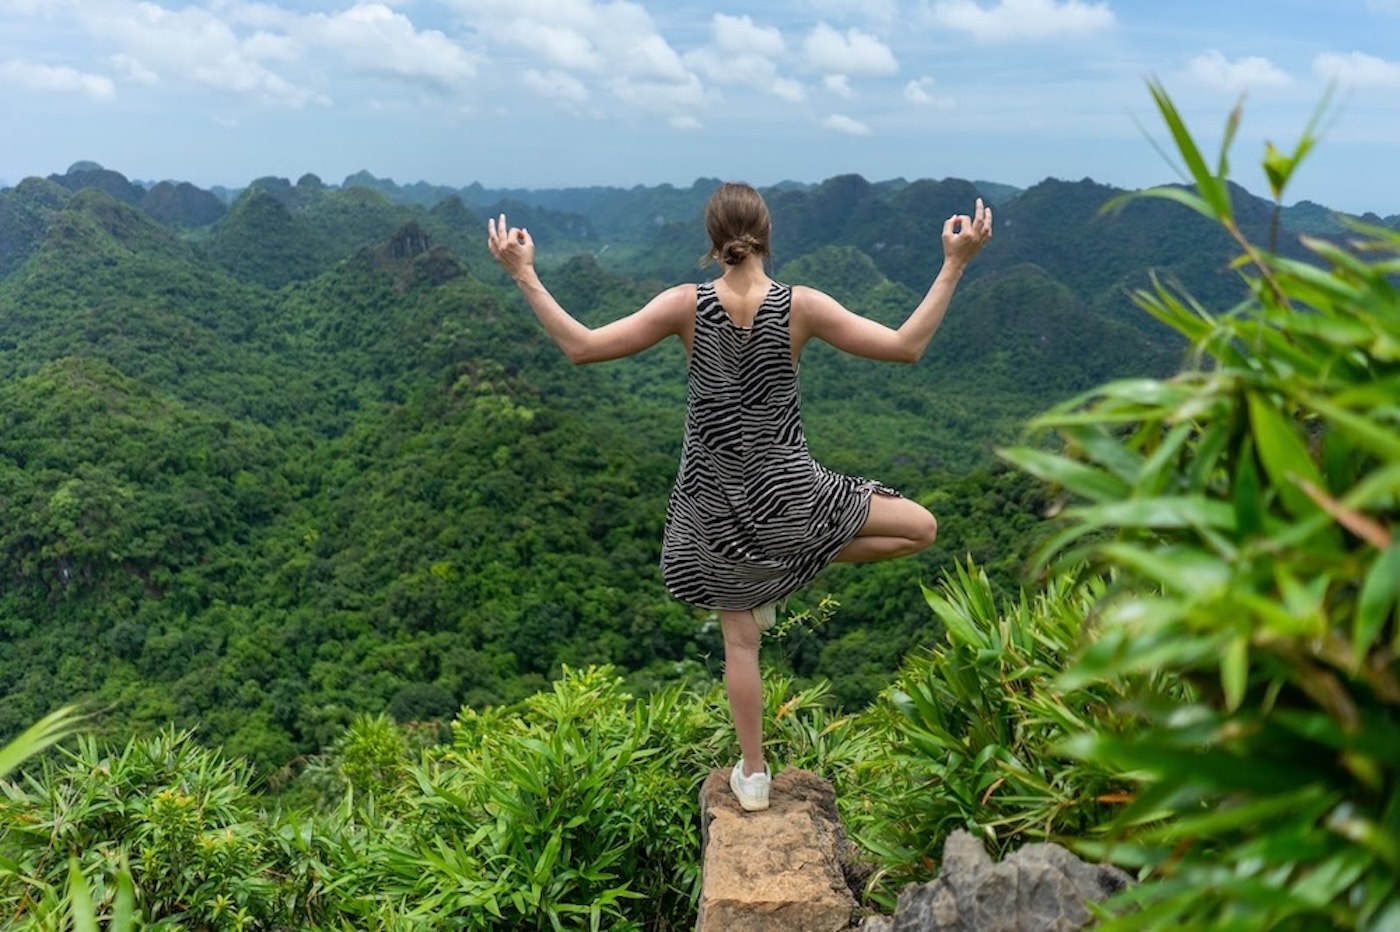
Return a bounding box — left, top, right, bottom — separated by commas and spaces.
702, 182, 771, 267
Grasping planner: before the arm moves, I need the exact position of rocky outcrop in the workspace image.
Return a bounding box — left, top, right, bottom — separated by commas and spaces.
858, 830, 1132, 932
696, 767, 864, 932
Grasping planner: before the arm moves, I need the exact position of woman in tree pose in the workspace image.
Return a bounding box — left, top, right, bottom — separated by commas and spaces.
487, 183, 991, 811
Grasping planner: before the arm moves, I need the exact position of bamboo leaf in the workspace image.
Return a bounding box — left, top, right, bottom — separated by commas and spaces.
1146, 78, 1232, 219
1097, 541, 1232, 595
1222, 635, 1248, 712
1067, 496, 1236, 532
0, 706, 84, 779
1246, 394, 1326, 521
68, 859, 98, 932
1356, 543, 1400, 655
995, 446, 1130, 502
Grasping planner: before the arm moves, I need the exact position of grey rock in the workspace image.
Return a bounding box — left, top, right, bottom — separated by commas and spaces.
886, 830, 1131, 931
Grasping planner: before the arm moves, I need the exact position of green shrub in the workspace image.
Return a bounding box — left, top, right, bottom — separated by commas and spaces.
999, 82, 1400, 929
360, 666, 715, 930
0, 728, 280, 928
851, 561, 1184, 904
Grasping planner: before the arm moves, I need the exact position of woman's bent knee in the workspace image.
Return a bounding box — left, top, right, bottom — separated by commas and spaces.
911, 508, 938, 552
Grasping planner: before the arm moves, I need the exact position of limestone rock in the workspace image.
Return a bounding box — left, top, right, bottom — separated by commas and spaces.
879, 830, 1132, 931
696, 767, 862, 932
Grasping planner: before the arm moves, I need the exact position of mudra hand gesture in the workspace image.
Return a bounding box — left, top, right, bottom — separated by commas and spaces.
487, 214, 534, 279
942, 197, 993, 268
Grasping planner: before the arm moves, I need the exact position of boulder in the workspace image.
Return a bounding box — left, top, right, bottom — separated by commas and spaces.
696, 767, 862, 932
859, 830, 1132, 931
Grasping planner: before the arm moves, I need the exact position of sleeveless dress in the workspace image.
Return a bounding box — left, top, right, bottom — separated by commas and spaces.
660, 280, 901, 611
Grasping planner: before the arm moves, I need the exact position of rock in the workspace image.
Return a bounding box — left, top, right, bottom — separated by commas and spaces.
696, 767, 862, 932
883, 830, 1132, 931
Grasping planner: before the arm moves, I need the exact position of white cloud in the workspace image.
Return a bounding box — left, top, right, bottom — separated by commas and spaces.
1185, 50, 1291, 91
297, 4, 476, 90
1, 0, 473, 104
1313, 50, 1400, 89
822, 112, 871, 135
684, 11, 802, 103
609, 72, 708, 114
802, 23, 897, 75
711, 13, 785, 57
497, 20, 601, 71
904, 76, 955, 108
73, 2, 317, 105
461, 0, 703, 117
110, 52, 158, 85
927, 0, 1114, 43
772, 76, 806, 102
524, 67, 589, 103
824, 73, 854, 97
0, 57, 115, 98
670, 114, 703, 130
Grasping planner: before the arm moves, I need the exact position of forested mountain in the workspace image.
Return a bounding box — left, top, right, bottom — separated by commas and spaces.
0, 160, 1382, 769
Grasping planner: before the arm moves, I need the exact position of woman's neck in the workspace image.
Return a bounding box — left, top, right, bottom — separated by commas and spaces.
719, 255, 769, 289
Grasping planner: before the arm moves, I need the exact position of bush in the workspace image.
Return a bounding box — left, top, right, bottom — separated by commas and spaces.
1000, 82, 1400, 928
852, 561, 1184, 905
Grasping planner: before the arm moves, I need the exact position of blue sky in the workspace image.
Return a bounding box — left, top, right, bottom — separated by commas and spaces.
2, 0, 1397, 214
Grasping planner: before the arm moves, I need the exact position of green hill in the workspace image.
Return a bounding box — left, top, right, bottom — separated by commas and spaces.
0, 160, 1374, 769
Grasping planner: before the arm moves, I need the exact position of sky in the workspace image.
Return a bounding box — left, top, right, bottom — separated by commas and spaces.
1, 0, 1398, 215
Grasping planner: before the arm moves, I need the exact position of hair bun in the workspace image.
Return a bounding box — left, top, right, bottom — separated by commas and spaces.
721, 238, 755, 266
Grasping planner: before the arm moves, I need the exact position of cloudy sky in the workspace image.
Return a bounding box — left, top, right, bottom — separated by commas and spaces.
2, 0, 1397, 214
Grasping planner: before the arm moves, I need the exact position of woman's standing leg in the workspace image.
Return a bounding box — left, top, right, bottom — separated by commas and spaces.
719, 609, 765, 773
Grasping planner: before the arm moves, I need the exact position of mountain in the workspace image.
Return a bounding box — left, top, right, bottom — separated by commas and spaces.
0, 159, 1383, 767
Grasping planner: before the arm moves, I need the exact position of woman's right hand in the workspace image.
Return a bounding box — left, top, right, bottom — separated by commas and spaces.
487, 214, 536, 280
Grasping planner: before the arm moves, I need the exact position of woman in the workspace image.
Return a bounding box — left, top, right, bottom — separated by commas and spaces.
487, 182, 991, 811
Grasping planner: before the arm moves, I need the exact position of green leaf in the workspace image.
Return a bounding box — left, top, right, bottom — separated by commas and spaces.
1221, 634, 1248, 712
1246, 393, 1326, 521
1300, 393, 1400, 461
1355, 543, 1400, 655
111, 865, 138, 932
1060, 423, 1146, 483
0, 706, 84, 779
1232, 436, 1263, 537
1262, 142, 1292, 202
67, 859, 98, 932
1146, 78, 1232, 219
995, 446, 1130, 502
1067, 496, 1237, 532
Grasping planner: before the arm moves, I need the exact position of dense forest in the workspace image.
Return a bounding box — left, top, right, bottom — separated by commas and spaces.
2, 86, 1398, 930
0, 158, 1391, 769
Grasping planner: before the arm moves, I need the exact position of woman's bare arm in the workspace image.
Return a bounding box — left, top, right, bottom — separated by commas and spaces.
792, 199, 992, 363
488, 214, 693, 364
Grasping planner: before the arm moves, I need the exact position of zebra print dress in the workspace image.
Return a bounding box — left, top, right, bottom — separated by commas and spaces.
660, 280, 900, 611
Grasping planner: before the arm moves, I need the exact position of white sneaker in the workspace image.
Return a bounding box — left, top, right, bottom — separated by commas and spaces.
752, 603, 777, 631
729, 760, 771, 811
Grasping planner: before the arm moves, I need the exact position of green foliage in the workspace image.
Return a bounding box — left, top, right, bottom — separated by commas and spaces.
0, 729, 292, 928
1001, 85, 1400, 928
370, 668, 702, 929
852, 562, 1183, 904
0, 668, 892, 930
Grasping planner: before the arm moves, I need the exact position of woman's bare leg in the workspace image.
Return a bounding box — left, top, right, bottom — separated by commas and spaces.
833, 493, 938, 563
719, 609, 765, 774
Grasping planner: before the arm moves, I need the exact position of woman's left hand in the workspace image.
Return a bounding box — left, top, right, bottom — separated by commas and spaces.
942, 198, 993, 268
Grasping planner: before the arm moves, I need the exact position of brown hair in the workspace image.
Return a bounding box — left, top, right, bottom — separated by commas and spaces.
702, 181, 771, 267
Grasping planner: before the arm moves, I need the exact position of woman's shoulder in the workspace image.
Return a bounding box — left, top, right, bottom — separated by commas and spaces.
788, 283, 835, 309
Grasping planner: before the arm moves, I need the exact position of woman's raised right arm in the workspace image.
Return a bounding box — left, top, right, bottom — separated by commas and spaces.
488, 214, 693, 364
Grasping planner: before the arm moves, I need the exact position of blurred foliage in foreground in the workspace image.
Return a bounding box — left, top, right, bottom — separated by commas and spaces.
1001, 81, 1400, 929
